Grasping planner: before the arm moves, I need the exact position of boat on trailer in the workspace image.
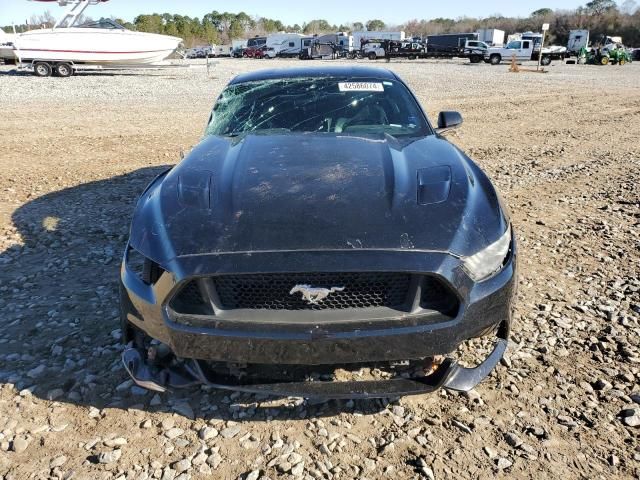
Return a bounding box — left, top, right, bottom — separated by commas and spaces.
10, 0, 182, 76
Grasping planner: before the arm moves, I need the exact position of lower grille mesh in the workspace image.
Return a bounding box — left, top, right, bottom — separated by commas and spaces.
214, 272, 412, 311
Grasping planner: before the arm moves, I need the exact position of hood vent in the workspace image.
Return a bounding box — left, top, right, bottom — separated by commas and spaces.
417, 166, 451, 205
177, 170, 213, 210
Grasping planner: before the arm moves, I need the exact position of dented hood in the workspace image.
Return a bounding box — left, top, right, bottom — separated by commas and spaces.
130, 133, 508, 262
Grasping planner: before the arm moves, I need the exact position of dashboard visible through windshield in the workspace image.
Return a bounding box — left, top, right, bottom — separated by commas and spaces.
205, 77, 431, 138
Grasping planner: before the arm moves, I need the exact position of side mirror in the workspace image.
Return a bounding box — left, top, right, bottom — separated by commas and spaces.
436, 111, 463, 134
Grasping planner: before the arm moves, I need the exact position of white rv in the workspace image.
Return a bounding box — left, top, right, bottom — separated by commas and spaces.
266, 33, 306, 57
352, 31, 405, 49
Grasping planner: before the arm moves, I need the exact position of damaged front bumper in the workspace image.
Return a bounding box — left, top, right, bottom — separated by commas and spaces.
120, 247, 516, 399
121, 321, 509, 399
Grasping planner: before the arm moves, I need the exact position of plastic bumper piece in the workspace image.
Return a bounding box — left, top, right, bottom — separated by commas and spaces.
121, 322, 508, 399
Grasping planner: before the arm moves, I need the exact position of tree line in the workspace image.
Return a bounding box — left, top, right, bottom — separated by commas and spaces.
3, 0, 639, 47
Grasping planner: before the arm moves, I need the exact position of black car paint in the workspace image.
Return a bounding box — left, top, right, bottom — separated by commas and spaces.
129, 133, 507, 262
120, 66, 516, 397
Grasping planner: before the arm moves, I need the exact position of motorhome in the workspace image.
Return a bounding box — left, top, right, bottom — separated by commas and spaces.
266, 33, 306, 57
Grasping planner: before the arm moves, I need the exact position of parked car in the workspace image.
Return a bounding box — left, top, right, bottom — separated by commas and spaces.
120, 66, 517, 399
243, 45, 276, 59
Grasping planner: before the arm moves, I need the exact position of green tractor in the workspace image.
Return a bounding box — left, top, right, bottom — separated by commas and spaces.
581, 45, 632, 65
607, 46, 631, 65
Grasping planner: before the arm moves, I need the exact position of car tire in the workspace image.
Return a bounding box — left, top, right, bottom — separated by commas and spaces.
368, 52, 377, 60
33, 62, 52, 77
55, 63, 72, 77
540, 56, 551, 66
490, 54, 501, 65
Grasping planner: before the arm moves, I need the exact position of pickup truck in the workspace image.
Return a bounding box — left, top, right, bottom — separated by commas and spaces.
485, 39, 567, 65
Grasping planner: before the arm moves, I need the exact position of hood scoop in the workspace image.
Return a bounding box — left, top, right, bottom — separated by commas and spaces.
417, 166, 451, 205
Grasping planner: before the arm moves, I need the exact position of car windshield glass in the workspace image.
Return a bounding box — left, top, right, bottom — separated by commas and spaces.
205, 77, 430, 138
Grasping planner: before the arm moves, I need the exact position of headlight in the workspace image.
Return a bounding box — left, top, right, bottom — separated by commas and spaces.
462, 225, 512, 281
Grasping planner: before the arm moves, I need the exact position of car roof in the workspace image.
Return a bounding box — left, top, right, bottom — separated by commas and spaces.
229, 66, 399, 85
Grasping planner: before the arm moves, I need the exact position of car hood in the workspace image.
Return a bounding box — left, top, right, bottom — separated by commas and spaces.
130, 133, 508, 263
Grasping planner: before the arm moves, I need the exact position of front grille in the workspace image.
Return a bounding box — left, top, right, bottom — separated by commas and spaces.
169, 273, 459, 317
214, 272, 412, 311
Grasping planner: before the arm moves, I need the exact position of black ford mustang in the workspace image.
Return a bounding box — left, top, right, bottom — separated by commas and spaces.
120, 66, 517, 399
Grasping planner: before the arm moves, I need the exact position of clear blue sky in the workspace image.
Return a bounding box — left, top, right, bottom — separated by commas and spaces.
0, 0, 590, 26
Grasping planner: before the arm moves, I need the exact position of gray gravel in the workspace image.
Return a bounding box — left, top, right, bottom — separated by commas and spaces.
0, 57, 639, 479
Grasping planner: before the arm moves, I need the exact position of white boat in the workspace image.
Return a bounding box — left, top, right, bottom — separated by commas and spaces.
0, 29, 17, 62
11, 0, 182, 68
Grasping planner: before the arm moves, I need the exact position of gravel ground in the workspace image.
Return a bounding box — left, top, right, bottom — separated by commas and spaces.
0, 57, 639, 480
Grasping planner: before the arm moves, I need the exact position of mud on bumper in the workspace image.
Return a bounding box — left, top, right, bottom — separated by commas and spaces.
119, 248, 516, 399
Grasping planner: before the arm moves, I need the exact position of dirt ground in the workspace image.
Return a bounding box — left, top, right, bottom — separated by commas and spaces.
0, 58, 639, 480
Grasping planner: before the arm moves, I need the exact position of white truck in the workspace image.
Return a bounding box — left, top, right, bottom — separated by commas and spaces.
485, 37, 567, 65
362, 41, 386, 59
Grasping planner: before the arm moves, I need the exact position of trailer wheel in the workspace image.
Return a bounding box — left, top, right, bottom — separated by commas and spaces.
55, 63, 73, 77
408, 55, 416, 60
368, 52, 377, 60
489, 54, 501, 65
470, 55, 482, 64
540, 56, 551, 66
33, 62, 52, 77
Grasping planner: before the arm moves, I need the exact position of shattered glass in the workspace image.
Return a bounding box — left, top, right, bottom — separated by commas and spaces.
205, 77, 430, 138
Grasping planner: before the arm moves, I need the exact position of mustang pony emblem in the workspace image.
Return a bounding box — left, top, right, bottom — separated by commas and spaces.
289, 284, 345, 305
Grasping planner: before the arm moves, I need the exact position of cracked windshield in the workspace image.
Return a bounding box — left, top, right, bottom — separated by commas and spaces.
205, 77, 429, 137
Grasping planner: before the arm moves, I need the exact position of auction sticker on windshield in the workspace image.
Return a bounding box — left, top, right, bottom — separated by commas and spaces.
338, 82, 384, 92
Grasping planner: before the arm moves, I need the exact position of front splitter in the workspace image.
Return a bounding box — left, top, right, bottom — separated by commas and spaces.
121, 323, 508, 399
